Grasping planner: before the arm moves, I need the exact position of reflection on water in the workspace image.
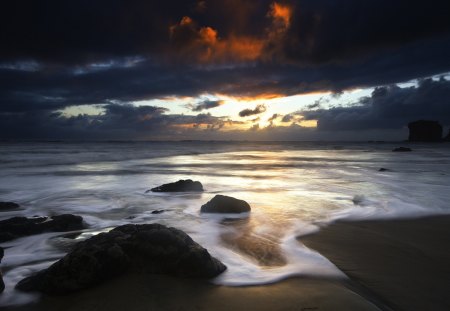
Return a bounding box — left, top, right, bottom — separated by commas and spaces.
1, 142, 450, 305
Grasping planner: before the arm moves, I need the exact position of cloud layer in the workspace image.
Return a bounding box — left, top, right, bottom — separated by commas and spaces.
1, 0, 450, 140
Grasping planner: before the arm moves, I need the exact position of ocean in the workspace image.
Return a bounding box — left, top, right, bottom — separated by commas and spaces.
1, 141, 450, 306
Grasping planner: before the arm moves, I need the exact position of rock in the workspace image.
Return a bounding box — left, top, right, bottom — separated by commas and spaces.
16, 224, 226, 294
151, 210, 165, 214
0, 202, 20, 212
392, 147, 412, 152
201, 195, 251, 214
0, 214, 84, 242
408, 120, 442, 142
149, 180, 204, 193
378, 168, 389, 172
0, 247, 4, 293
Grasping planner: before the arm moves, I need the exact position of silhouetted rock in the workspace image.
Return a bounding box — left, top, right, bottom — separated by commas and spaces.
0, 214, 84, 242
16, 224, 226, 294
148, 180, 204, 192
201, 195, 251, 214
0, 202, 20, 212
408, 120, 442, 142
392, 147, 412, 152
0, 247, 4, 293
378, 168, 390, 172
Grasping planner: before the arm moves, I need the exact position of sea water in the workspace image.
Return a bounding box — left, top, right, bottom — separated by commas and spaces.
1, 141, 450, 306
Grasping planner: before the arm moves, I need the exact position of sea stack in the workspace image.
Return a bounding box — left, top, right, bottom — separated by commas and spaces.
408, 120, 442, 142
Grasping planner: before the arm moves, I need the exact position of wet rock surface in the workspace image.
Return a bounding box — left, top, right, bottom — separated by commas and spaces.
201, 195, 251, 214
149, 180, 204, 192
0, 214, 84, 242
16, 223, 226, 294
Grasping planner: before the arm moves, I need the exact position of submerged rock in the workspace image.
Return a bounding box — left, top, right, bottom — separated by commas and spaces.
149, 180, 204, 192
0, 214, 84, 242
408, 120, 442, 142
392, 147, 412, 152
378, 168, 390, 172
0, 247, 4, 293
201, 195, 251, 214
0, 202, 20, 212
16, 224, 226, 294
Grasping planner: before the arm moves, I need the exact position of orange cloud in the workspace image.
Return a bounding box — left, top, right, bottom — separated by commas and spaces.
171, 16, 264, 63
270, 2, 292, 28
169, 2, 292, 64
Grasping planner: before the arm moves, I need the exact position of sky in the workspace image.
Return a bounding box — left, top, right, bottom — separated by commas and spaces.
1, 0, 450, 141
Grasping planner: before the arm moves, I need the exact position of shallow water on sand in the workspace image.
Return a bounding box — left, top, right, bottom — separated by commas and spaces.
1, 141, 450, 306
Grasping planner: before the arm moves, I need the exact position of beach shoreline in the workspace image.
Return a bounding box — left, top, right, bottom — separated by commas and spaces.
301, 215, 450, 311
4, 214, 450, 311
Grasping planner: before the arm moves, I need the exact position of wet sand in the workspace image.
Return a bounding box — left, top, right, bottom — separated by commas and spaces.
301, 215, 450, 311
6, 275, 381, 311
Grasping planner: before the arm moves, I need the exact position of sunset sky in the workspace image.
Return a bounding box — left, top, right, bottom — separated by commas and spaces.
1, 0, 450, 140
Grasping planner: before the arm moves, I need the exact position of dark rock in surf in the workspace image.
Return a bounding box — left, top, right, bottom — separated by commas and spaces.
392, 147, 412, 152
151, 210, 165, 214
16, 224, 226, 294
0, 214, 84, 242
149, 180, 204, 193
408, 120, 442, 142
0, 247, 4, 293
0, 202, 20, 212
378, 168, 390, 172
201, 195, 251, 214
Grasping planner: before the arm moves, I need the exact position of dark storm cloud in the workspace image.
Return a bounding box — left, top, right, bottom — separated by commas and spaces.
301, 77, 450, 131
239, 104, 267, 117
189, 100, 224, 112
0, 104, 231, 140
283, 0, 450, 65
1, 0, 450, 140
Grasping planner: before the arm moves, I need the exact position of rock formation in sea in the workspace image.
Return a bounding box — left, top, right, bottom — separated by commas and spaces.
408, 120, 443, 142
148, 179, 204, 192
0, 214, 84, 242
16, 224, 226, 294
201, 195, 251, 213
0, 202, 20, 212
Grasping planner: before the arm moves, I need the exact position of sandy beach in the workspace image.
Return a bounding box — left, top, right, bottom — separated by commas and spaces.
4, 215, 449, 311
301, 215, 450, 311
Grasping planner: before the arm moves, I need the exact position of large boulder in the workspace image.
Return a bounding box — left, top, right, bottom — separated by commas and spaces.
0, 214, 84, 242
0, 247, 4, 293
149, 180, 204, 193
201, 195, 251, 214
0, 202, 20, 212
16, 224, 226, 294
408, 120, 442, 142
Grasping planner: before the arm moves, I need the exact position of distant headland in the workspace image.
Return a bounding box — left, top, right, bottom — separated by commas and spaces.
408, 120, 450, 142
